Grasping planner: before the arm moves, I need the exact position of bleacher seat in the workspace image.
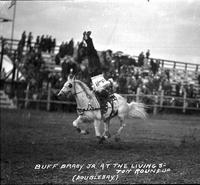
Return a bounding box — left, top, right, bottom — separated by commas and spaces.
0, 90, 17, 109
41, 52, 61, 73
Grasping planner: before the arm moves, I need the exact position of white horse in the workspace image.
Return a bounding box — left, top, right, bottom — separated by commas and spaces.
58, 76, 147, 143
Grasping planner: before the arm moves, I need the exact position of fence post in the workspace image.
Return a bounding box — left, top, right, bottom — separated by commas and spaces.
162, 60, 164, 68
47, 82, 51, 111
36, 93, 39, 110
153, 95, 158, 115
173, 62, 176, 69
25, 82, 30, 109
160, 90, 164, 108
183, 90, 187, 113
185, 63, 187, 71
136, 88, 140, 102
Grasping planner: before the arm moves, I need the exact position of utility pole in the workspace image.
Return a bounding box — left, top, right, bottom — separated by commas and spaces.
10, 0, 17, 53
0, 38, 5, 72
11, 50, 17, 97
10, 1, 17, 98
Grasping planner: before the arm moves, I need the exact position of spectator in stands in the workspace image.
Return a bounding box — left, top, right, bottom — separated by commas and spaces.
67, 39, 74, 56
40, 35, 45, 51
49, 72, 60, 89
150, 59, 160, 75
67, 58, 78, 75
59, 42, 65, 58
55, 53, 61, 65
112, 55, 121, 73
188, 83, 195, 98
143, 57, 149, 70
127, 75, 137, 94
134, 68, 140, 80
146, 49, 150, 59
43, 35, 48, 52
129, 57, 137, 66
156, 60, 160, 72
27, 32, 33, 51
100, 51, 109, 73
61, 60, 67, 81
17, 40, 23, 61
165, 69, 170, 81
138, 52, 144, 67
46, 35, 51, 53
118, 73, 127, 93
136, 76, 143, 89
176, 82, 181, 97
61, 57, 78, 81
102, 49, 112, 73
52, 38, 56, 53
162, 78, 171, 95
152, 75, 160, 92
34, 36, 40, 50
150, 59, 156, 75
198, 74, 200, 85
21, 31, 26, 49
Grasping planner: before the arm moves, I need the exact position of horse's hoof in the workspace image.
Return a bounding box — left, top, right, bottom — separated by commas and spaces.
76, 127, 81, 133
83, 130, 89, 135
97, 136, 105, 144
105, 131, 111, 138
115, 136, 121, 142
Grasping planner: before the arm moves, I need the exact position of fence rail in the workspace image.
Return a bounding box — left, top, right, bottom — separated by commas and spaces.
15, 85, 200, 114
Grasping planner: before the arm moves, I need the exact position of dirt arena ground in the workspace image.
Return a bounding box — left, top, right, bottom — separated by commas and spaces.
1, 109, 200, 184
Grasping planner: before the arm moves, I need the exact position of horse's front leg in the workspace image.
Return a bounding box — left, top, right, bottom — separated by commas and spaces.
94, 120, 105, 144
72, 115, 89, 135
103, 120, 111, 139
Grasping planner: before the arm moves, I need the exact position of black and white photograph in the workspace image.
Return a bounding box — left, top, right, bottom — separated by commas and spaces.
0, 0, 200, 184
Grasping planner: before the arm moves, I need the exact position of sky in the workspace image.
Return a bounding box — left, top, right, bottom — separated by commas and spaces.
1, 0, 200, 64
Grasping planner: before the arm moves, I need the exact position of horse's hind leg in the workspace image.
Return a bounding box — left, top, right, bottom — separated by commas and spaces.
115, 116, 126, 142
73, 116, 89, 135
94, 120, 105, 144
103, 120, 111, 139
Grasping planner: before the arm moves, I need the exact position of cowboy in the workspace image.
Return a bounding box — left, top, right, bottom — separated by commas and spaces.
82, 31, 102, 77
91, 74, 114, 113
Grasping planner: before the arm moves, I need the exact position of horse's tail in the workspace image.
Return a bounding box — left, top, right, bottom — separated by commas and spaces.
127, 101, 148, 120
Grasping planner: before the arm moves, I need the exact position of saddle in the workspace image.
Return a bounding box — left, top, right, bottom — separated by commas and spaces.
95, 90, 116, 116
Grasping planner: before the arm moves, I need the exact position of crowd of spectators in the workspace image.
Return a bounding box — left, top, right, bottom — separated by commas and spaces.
34, 34, 56, 53
17, 31, 56, 61
58, 39, 74, 58
49, 32, 200, 101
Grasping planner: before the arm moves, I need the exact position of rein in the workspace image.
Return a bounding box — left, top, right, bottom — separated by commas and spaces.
72, 90, 84, 96
77, 107, 101, 115
72, 78, 84, 96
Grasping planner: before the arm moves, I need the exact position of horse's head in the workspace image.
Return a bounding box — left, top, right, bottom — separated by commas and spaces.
57, 75, 75, 98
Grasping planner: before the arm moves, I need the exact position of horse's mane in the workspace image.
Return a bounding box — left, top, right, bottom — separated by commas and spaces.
74, 80, 93, 99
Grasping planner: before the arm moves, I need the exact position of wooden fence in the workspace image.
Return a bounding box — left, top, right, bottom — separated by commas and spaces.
15, 83, 200, 114
1, 37, 200, 114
